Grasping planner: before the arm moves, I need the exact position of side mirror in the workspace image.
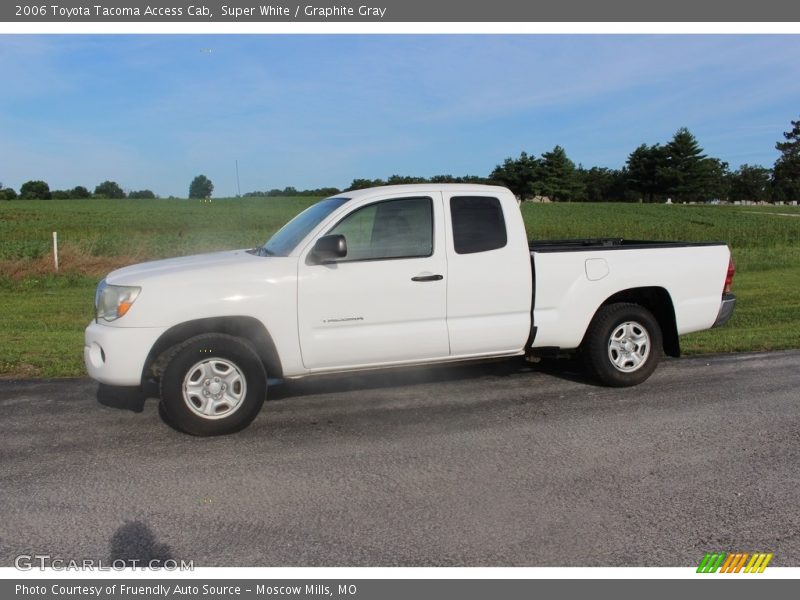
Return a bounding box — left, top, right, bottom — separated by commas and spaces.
311, 234, 347, 263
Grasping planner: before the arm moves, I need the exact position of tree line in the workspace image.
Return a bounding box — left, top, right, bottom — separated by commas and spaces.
3, 117, 798, 203
242, 186, 342, 198
0, 175, 214, 201
378, 120, 798, 204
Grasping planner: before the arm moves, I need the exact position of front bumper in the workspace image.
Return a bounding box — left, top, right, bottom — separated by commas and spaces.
711, 293, 736, 328
84, 321, 168, 386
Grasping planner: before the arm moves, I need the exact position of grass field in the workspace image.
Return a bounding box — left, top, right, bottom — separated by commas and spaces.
1, 197, 799, 378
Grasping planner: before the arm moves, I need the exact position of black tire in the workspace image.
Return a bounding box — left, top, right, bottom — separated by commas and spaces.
159, 333, 266, 436
582, 303, 663, 387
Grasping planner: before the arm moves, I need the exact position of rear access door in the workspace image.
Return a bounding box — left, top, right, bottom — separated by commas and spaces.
442, 191, 533, 356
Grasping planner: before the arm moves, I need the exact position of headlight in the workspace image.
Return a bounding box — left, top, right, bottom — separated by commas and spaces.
95, 280, 141, 322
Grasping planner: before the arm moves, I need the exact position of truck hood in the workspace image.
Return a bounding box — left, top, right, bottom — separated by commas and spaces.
106, 249, 262, 285
98, 248, 298, 329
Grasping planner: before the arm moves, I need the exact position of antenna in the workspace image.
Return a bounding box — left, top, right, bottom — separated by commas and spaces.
235, 159, 241, 197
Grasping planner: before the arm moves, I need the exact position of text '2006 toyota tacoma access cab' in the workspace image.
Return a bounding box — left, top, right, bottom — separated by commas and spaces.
85, 184, 736, 435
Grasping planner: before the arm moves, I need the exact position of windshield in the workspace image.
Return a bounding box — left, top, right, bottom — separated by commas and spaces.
257, 197, 350, 257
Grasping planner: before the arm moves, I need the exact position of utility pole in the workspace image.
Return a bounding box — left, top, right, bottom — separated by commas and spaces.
235, 160, 242, 197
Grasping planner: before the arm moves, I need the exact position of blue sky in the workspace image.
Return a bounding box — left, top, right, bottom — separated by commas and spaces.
1, 34, 799, 197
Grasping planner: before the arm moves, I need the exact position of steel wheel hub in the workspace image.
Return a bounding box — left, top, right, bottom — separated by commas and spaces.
182, 358, 247, 420
608, 321, 651, 373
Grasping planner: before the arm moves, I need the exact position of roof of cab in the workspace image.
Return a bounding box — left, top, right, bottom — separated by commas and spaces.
335, 183, 510, 201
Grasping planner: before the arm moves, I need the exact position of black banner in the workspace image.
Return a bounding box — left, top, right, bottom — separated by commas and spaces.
2, 0, 800, 22
4, 579, 798, 600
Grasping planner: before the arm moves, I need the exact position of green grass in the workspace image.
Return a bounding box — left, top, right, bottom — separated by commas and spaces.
0, 275, 96, 377
0, 197, 318, 260
521, 201, 800, 249
1, 197, 799, 377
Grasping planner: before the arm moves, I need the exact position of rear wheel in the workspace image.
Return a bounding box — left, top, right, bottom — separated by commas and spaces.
582, 303, 662, 387
160, 334, 266, 435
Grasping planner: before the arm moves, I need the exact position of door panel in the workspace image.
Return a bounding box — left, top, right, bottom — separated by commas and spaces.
443, 193, 532, 355
297, 194, 449, 371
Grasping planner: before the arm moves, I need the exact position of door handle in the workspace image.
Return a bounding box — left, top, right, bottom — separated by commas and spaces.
411, 274, 444, 282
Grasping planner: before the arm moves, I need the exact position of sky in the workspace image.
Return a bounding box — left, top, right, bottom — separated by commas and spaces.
1, 34, 799, 197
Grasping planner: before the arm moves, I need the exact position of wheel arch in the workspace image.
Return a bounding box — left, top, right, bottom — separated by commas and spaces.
592, 286, 680, 357
142, 316, 283, 383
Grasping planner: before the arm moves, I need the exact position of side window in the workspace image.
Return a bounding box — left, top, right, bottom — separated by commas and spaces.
450, 196, 507, 254
328, 197, 433, 261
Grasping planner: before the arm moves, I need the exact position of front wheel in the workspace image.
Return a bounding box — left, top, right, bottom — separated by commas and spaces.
582, 303, 662, 387
160, 334, 266, 436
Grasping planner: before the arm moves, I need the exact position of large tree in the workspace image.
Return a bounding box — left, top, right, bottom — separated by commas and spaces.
772, 117, 800, 202
659, 127, 711, 202
20, 180, 51, 199
94, 180, 125, 198
538, 146, 584, 201
189, 175, 214, 199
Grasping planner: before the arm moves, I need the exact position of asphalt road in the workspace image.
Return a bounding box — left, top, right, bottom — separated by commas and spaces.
1, 351, 799, 567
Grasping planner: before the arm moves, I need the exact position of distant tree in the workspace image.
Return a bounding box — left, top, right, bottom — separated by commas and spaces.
459, 175, 489, 184
20, 180, 51, 199
607, 168, 640, 202
386, 174, 427, 185
426, 174, 486, 184
538, 146, 584, 201
0, 184, 17, 200
429, 174, 457, 183
577, 167, 634, 202
94, 180, 125, 199
71, 185, 91, 199
245, 186, 341, 197
626, 144, 667, 202
730, 164, 771, 202
189, 175, 214, 199
489, 151, 541, 200
314, 187, 342, 197
772, 117, 800, 202
347, 178, 385, 191
698, 157, 731, 201
48, 186, 92, 199
128, 189, 157, 199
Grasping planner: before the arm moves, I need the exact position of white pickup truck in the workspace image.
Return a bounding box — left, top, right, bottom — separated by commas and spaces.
85, 184, 736, 435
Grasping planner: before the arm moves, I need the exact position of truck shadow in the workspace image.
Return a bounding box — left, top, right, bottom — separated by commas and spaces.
267, 356, 597, 400
96, 381, 158, 412
95, 357, 597, 414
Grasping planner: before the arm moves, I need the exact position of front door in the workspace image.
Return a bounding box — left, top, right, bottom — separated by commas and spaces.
297, 194, 449, 371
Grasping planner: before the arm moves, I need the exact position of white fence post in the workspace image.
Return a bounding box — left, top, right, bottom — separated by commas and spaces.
53, 231, 59, 271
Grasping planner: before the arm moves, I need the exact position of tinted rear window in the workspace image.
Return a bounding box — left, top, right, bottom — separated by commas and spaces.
450, 196, 507, 254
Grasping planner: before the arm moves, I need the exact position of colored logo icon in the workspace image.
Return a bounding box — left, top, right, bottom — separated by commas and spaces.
697, 552, 773, 573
